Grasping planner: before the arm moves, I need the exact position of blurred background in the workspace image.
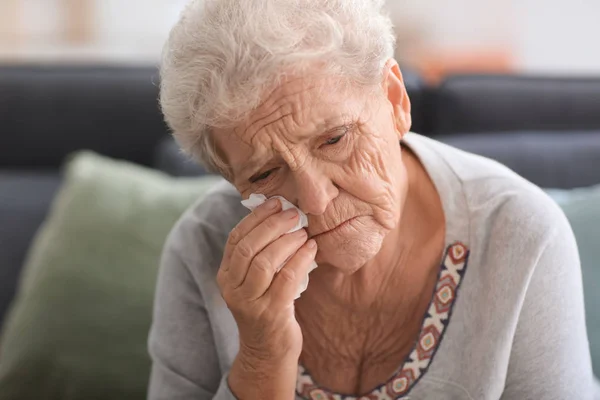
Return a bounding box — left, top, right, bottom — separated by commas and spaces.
0, 1, 599, 399
1, 0, 600, 77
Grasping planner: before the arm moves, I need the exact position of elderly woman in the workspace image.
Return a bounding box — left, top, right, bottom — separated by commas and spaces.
148, 1, 597, 399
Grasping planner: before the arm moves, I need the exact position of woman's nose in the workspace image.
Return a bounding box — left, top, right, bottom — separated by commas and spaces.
292, 168, 338, 216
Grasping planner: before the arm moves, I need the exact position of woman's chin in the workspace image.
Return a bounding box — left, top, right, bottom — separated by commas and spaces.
314, 219, 385, 273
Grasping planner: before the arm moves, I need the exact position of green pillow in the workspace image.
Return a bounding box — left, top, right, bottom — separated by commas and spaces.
547, 184, 600, 377
0, 152, 220, 400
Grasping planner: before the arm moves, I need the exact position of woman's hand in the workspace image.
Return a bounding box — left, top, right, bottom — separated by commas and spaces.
217, 198, 317, 399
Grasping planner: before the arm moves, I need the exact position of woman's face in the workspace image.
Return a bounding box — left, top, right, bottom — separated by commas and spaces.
214, 62, 412, 273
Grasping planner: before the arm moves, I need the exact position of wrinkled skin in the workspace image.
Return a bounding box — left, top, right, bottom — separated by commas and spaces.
215, 59, 446, 396
217, 61, 412, 274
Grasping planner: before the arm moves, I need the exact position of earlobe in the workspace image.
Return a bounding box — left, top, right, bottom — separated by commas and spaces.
383, 59, 412, 136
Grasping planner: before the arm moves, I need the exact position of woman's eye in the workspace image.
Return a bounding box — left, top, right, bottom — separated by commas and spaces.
325, 134, 345, 145
250, 169, 273, 183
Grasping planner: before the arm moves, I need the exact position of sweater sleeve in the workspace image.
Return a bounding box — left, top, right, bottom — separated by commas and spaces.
147, 243, 237, 400
501, 209, 598, 399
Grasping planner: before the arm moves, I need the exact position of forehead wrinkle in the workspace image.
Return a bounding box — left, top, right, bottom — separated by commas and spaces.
242, 89, 311, 151
244, 77, 347, 144
234, 112, 298, 179
270, 132, 305, 171
252, 80, 322, 127
237, 102, 290, 146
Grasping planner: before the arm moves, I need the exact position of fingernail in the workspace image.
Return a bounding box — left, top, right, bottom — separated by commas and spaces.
295, 229, 307, 238
266, 198, 279, 209
307, 239, 317, 249
283, 208, 298, 219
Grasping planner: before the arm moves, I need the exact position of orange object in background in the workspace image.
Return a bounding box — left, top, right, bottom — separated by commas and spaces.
0, 0, 21, 45
407, 48, 515, 84
61, 0, 95, 44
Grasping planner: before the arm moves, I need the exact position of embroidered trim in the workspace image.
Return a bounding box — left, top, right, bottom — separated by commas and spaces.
296, 242, 470, 400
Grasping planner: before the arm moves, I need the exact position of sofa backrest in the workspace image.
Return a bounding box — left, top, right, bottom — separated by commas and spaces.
429, 75, 600, 189
432, 74, 600, 134
0, 65, 169, 168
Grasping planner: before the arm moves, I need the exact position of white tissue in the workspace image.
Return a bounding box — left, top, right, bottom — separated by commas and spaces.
241, 193, 318, 299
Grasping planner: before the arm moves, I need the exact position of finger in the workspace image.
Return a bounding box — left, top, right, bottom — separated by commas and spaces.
223, 197, 281, 264
267, 239, 318, 305
227, 208, 301, 288
239, 229, 308, 300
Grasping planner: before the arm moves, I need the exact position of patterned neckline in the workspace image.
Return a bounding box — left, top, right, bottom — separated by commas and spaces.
296, 242, 470, 400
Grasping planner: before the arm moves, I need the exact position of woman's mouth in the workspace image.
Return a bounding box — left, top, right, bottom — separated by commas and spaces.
311, 217, 359, 238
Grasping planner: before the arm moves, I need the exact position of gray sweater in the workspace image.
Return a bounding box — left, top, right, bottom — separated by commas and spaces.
148, 134, 599, 400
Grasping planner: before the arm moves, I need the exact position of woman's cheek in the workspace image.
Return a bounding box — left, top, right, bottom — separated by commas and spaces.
349, 148, 389, 188
352, 153, 403, 225
338, 159, 384, 214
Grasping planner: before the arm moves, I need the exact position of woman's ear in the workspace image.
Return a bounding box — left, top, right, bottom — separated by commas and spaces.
382, 59, 412, 138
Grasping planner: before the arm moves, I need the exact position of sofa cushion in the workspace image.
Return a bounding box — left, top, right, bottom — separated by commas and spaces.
438, 131, 600, 189
0, 65, 169, 168
547, 184, 600, 377
434, 75, 600, 134
0, 152, 220, 400
0, 171, 61, 330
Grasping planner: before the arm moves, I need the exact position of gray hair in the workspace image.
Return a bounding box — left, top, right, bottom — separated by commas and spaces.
160, 0, 396, 176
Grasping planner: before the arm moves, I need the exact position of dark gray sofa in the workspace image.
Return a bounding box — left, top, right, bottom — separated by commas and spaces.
1, 65, 600, 335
